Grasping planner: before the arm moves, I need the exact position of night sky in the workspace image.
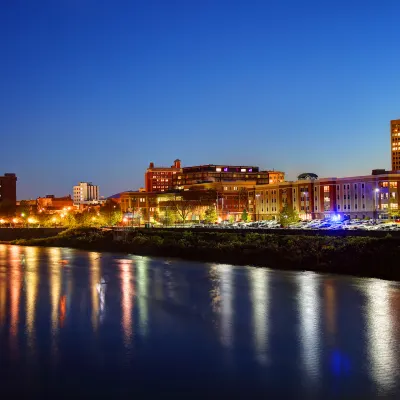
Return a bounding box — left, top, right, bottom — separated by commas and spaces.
1, 0, 399, 199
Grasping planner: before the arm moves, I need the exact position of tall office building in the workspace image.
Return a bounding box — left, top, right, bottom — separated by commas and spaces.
145, 159, 182, 192
391, 119, 400, 171
73, 182, 99, 205
0, 173, 17, 215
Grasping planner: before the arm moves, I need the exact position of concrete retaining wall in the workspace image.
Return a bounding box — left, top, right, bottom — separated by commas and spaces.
0, 228, 66, 241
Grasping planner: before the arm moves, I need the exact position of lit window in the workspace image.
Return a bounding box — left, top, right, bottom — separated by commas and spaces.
216, 167, 221, 172
241, 168, 246, 172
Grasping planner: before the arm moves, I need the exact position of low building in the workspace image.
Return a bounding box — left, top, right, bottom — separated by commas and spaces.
173, 164, 284, 188
0, 173, 17, 216
254, 170, 400, 221
37, 195, 74, 214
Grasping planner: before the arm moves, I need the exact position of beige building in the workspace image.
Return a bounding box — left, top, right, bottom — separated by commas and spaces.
73, 182, 100, 205
391, 119, 400, 171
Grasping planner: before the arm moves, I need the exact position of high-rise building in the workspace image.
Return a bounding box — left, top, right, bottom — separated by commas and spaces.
0, 173, 17, 215
145, 159, 182, 192
73, 182, 99, 205
391, 119, 400, 171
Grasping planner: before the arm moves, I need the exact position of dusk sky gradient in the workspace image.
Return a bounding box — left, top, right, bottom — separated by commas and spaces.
1, 0, 400, 199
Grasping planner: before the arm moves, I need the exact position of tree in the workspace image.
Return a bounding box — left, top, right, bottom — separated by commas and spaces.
204, 207, 217, 223
278, 205, 299, 227
152, 210, 160, 223
100, 200, 121, 226
19, 200, 31, 217
162, 207, 175, 226
241, 209, 249, 222
172, 196, 197, 223
0, 200, 15, 217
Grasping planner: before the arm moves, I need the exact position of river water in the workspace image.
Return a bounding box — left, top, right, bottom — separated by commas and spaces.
0, 245, 399, 398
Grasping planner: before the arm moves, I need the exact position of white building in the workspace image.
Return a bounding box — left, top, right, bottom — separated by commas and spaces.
73, 182, 100, 205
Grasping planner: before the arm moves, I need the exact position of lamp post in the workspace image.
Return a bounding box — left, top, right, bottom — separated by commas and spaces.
374, 188, 380, 221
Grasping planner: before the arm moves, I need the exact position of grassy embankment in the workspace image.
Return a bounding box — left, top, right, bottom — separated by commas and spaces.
12, 227, 400, 281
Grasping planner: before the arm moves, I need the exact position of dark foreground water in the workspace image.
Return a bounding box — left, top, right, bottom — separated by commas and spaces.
0, 245, 399, 398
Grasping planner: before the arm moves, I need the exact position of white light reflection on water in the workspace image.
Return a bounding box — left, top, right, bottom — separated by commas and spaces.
49, 248, 62, 359
89, 252, 101, 331
249, 267, 269, 365
298, 272, 320, 386
119, 259, 134, 347
364, 280, 397, 392
25, 247, 39, 353
49, 248, 61, 333
218, 264, 234, 348
136, 257, 149, 337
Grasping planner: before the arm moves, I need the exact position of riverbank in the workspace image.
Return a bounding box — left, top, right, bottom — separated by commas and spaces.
12, 227, 400, 281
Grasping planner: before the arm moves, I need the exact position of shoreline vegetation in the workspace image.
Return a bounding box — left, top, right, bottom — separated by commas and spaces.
11, 227, 400, 281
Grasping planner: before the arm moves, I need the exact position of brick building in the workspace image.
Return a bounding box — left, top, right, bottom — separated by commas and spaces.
37, 195, 74, 214
0, 173, 17, 216
172, 164, 284, 188
254, 170, 400, 221
145, 159, 181, 192
391, 119, 400, 171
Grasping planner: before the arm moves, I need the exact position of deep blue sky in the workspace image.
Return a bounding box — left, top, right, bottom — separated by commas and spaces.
1, 0, 399, 199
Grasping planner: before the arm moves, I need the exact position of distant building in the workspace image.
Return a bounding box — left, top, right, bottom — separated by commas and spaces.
391, 119, 400, 171
73, 182, 99, 205
172, 164, 284, 188
37, 195, 74, 213
145, 159, 182, 192
0, 173, 17, 215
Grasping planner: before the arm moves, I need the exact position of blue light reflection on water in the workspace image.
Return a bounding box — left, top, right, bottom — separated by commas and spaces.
0, 245, 399, 398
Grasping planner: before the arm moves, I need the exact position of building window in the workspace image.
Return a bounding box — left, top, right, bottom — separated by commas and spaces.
343, 195, 346, 200
362, 184, 365, 189
338, 205, 340, 210
355, 204, 357, 209
344, 205, 346, 210
337, 185, 339, 190
363, 204, 365, 209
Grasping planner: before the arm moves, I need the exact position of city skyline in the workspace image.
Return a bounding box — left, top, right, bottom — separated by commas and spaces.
1, 1, 400, 199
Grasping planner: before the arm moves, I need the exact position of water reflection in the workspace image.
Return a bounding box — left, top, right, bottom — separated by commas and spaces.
0, 269, 6, 328
218, 264, 233, 348
89, 252, 101, 330
365, 280, 397, 391
324, 280, 336, 344
119, 259, 134, 347
136, 257, 149, 337
49, 248, 62, 333
25, 247, 39, 352
298, 272, 320, 386
249, 268, 269, 364
9, 246, 22, 340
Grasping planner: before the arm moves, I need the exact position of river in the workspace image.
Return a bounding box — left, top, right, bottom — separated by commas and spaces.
0, 244, 399, 398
